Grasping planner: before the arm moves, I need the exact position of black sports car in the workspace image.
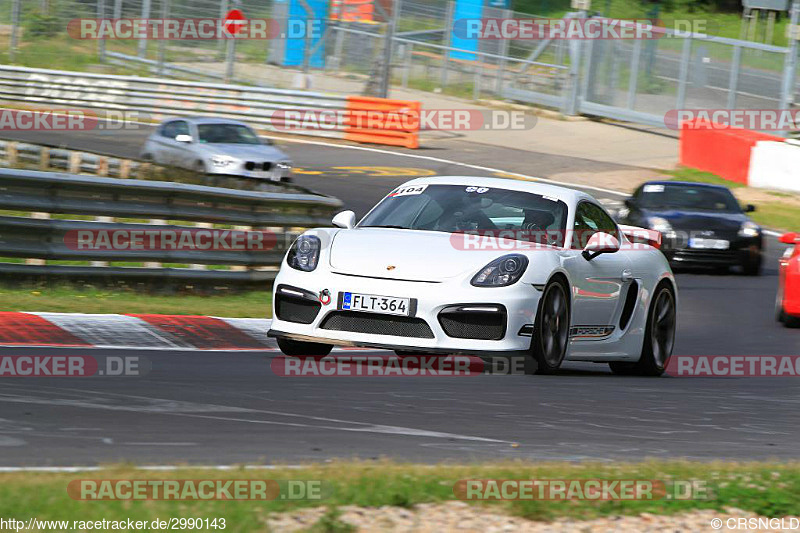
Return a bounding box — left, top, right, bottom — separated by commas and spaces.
618, 181, 762, 275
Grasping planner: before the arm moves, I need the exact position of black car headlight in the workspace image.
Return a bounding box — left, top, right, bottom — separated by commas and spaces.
471, 254, 529, 287
287, 235, 321, 272
738, 221, 761, 238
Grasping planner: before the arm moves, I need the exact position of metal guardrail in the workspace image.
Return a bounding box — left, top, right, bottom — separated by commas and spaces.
0, 138, 327, 196
0, 65, 421, 147
0, 64, 350, 140
0, 168, 343, 284
0, 139, 153, 179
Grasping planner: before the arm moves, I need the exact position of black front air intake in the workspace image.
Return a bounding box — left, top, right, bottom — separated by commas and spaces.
438, 305, 506, 340
274, 285, 321, 324
320, 311, 435, 338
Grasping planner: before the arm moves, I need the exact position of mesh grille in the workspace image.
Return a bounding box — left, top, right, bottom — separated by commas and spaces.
438, 312, 505, 340
275, 294, 321, 324
320, 311, 434, 338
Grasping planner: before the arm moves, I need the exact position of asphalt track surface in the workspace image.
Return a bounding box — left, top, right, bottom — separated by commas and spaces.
0, 127, 798, 466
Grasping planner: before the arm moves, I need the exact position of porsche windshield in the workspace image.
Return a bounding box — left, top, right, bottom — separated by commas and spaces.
359, 184, 569, 245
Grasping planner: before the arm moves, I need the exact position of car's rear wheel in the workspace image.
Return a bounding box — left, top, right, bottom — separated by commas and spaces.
529, 279, 570, 375
277, 337, 332, 358
612, 281, 675, 377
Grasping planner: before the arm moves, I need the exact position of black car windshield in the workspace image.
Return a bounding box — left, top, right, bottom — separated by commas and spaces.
359, 184, 569, 246
197, 124, 261, 145
637, 183, 741, 212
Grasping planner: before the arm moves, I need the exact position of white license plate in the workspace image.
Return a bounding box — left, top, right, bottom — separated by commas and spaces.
342, 292, 411, 316
689, 238, 729, 250
245, 171, 272, 179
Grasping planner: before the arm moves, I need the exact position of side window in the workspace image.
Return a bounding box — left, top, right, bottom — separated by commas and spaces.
173, 121, 190, 137
159, 121, 188, 139
159, 121, 176, 139
573, 202, 618, 248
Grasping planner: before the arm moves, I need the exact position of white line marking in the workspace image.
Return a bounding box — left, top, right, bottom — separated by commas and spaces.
0, 389, 508, 444
121, 442, 198, 446
262, 135, 631, 197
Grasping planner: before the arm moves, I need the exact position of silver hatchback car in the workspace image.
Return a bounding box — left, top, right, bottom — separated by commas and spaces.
141, 117, 293, 182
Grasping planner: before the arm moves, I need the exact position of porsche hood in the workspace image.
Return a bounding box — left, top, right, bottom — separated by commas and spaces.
327, 228, 530, 282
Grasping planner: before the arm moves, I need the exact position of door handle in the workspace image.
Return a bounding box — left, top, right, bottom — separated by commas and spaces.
621, 269, 633, 282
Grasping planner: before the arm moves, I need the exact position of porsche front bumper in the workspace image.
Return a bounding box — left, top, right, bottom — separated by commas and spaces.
267, 269, 542, 356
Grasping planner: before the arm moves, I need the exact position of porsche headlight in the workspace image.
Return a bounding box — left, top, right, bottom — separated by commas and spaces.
648, 216, 673, 233
287, 235, 321, 272
738, 221, 761, 238
471, 254, 529, 287
211, 155, 237, 168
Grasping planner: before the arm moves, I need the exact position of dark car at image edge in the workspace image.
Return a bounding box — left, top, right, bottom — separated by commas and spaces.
618, 181, 763, 275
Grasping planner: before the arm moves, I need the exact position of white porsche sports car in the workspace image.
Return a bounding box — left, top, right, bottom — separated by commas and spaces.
268, 176, 677, 376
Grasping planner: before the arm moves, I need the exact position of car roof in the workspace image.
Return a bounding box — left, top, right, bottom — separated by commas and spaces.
641, 180, 731, 191
397, 176, 596, 205
162, 116, 250, 126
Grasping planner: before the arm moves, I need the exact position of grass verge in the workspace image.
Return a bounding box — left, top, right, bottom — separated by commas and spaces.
0, 461, 798, 531
0, 285, 272, 317
663, 167, 800, 232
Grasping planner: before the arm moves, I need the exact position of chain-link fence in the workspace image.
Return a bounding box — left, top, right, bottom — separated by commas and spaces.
2, 0, 799, 131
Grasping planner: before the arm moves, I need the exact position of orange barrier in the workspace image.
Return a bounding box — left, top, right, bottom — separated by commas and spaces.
344, 96, 421, 149
679, 122, 781, 184
330, 0, 375, 22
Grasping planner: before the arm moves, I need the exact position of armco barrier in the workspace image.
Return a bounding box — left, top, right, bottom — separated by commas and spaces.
0, 139, 151, 179
0, 65, 420, 149
748, 140, 800, 194
0, 138, 323, 196
0, 168, 342, 284
679, 122, 782, 185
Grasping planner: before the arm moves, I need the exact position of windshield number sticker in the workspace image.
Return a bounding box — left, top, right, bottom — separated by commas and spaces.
389, 185, 427, 198
465, 186, 489, 193
643, 184, 665, 193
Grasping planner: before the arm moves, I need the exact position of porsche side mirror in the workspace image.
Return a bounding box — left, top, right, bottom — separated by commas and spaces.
780, 232, 798, 244
332, 210, 356, 229
624, 198, 635, 209
175, 134, 193, 143
745, 204, 756, 213
582, 232, 620, 260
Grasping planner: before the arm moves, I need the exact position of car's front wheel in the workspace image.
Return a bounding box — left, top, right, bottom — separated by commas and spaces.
741, 255, 762, 276
277, 337, 332, 358
529, 279, 570, 375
